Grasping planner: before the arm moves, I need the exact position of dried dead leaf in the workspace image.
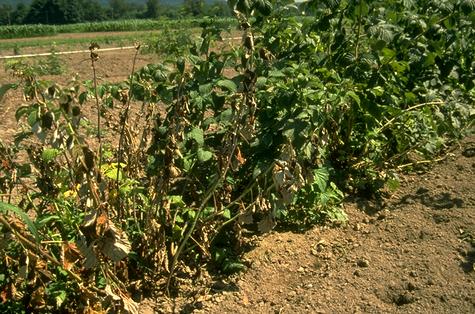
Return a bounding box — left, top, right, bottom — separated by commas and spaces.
121, 293, 139, 314
242, 293, 250, 306
82, 146, 96, 171
29, 287, 45, 308
104, 285, 121, 301
257, 214, 275, 233
82, 210, 97, 228
76, 236, 98, 269
238, 211, 253, 225
100, 222, 131, 262
62, 241, 81, 271
95, 212, 108, 236
104, 286, 139, 314
236, 147, 246, 165
0, 289, 8, 303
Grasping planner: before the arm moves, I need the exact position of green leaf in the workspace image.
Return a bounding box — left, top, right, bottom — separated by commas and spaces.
183, 156, 192, 172
223, 261, 246, 274
218, 109, 233, 123
386, 178, 400, 192
269, 70, 286, 78
223, 208, 231, 219
187, 127, 204, 147
79, 92, 88, 104
41, 148, 60, 162
199, 83, 213, 94
36, 215, 60, 227
216, 79, 237, 92
177, 58, 185, 74
55, 290, 67, 307
28, 111, 38, 127
101, 163, 126, 181
0, 83, 17, 103
15, 106, 32, 121
168, 195, 186, 207
186, 209, 196, 219
197, 148, 213, 162
0, 202, 40, 243
256, 77, 267, 88
346, 91, 360, 105
381, 47, 396, 60
371, 39, 386, 51
313, 168, 329, 192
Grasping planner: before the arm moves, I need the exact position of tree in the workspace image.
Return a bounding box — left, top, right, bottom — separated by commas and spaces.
144, 0, 160, 19
108, 0, 130, 19
82, 0, 107, 22
21, 0, 108, 25
24, 0, 65, 24
0, 4, 13, 25
183, 0, 204, 17
61, 0, 85, 24
12, 3, 29, 24
205, 1, 231, 17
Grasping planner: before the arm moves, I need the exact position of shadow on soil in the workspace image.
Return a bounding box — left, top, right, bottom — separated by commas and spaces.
397, 187, 464, 210
461, 242, 475, 273
353, 197, 385, 216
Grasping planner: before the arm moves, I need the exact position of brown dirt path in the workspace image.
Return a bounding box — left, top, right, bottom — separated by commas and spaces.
147, 136, 475, 313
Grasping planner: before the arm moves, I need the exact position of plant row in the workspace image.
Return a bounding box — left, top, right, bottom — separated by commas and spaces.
0, 17, 236, 39
0, 0, 474, 312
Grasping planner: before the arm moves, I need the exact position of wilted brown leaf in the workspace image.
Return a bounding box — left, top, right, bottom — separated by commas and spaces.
0, 289, 8, 303
235, 147, 246, 165
257, 214, 275, 233
62, 241, 81, 271
76, 236, 98, 269
29, 287, 45, 308
100, 222, 131, 263
95, 212, 108, 236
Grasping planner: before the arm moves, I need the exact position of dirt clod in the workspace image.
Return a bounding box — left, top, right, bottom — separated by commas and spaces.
395, 292, 415, 306
356, 259, 370, 268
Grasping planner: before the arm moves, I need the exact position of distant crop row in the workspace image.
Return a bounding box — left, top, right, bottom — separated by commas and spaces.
0, 18, 236, 39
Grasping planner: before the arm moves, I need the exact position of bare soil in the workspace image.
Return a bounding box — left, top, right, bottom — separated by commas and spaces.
0, 47, 158, 144
1, 37, 474, 314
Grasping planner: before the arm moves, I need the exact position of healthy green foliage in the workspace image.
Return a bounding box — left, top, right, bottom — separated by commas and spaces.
4, 47, 65, 76
0, 17, 235, 39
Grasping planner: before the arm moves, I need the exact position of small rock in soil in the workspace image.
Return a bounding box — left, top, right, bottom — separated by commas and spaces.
395, 292, 415, 306
409, 270, 418, 277
406, 281, 417, 291
462, 147, 475, 157
378, 210, 389, 220
357, 259, 370, 268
